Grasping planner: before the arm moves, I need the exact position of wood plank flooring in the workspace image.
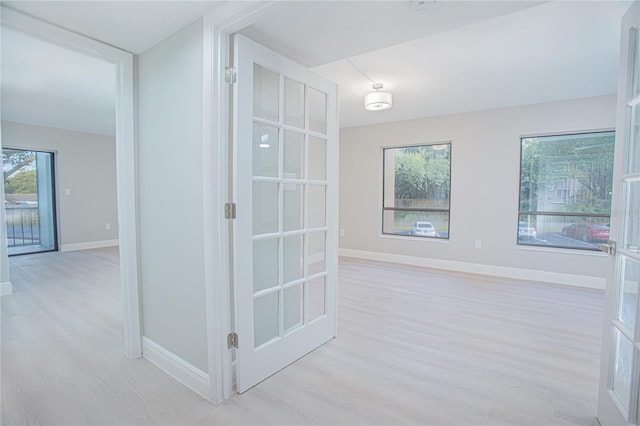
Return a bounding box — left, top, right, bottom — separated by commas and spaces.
2, 248, 604, 425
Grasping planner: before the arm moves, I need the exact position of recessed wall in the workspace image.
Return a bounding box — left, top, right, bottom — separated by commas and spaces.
339, 94, 617, 287
1, 120, 119, 249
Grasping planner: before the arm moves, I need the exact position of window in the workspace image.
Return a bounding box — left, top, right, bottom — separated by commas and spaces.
518, 131, 615, 250
3, 148, 58, 255
382, 143, 451, 238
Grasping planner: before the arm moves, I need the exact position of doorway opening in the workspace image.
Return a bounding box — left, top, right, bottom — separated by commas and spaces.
3, 147, 57, 255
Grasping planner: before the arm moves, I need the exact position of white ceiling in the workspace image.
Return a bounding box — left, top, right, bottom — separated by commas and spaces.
0, 0, 633, 136
2, 1, 223, 54
1, 26, 116, 136
311, 0, 630, 128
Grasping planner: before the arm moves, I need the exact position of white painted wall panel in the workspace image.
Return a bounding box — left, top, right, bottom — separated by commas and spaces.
137, 19, 208, 373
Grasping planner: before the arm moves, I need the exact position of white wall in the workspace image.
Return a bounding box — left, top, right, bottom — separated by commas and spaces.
339, 95, 616, 287
1, 121, 119, 249
137, 19, 208, 373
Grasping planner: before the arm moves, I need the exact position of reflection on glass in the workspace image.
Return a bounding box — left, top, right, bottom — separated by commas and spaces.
308, 87, 327, 134
307, 276, 326, 322
285, 77, 304, 128
308, 185, 326, 228
631, 106, 640, 175
308, 137, 326, 181
618, 257, 639, 334
308, 231, 326, 275
383, 210, 449, 239
253, 182, 278, 235
283, 184, 303, 232
519, 132, 614, 214
284, 131, 304, 179
254, 292, 279, 347
633, 29, 640, 99
612, 328, 634, 413
253, 238, 279, 293
253, 124, 279, 178
253, 63, 279, 121
283, 285, 303, 332
625, 180, 640, 252
283, 234, 304, 283
516, 214, 610, 251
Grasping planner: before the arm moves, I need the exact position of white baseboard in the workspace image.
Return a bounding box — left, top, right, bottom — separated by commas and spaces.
60, 239, 119, 252
1, 281, 13, 296
339, 248, 606, 290
142, 337, 212, 401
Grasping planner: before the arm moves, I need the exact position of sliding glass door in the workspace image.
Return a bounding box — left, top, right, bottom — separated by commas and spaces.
3, 148, 57, 255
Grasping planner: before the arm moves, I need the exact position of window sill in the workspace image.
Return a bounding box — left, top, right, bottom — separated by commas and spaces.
379, 233, 450, 243
515, 244, 607, 256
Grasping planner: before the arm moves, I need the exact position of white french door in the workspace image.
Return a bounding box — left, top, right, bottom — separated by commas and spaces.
231, 35, 339, 393
598, 2, 640, 424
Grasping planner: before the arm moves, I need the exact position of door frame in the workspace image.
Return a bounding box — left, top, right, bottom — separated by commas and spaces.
2, 146, 59, 255
0, 7, 142, 358
202, 2, 277, 402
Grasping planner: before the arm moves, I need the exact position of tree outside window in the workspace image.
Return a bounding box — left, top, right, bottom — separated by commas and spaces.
382, 143, 451, 239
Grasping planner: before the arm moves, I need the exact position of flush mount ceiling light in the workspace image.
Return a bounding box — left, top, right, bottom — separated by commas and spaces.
347, 58, 394, 112
365, 83, 392, 111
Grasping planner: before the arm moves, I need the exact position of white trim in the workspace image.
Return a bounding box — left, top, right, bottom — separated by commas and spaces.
142, 337, 211, 399
200, 14, 233, 403
60, 239, 119, 252
339, 248, 606, 290
203, 1, 277, 402
1, 282, 13, 296
1, 6, 142, 358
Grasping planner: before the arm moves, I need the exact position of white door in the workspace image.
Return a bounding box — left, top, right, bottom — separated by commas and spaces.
597, 2, 640, 424
232, 35, 339, 393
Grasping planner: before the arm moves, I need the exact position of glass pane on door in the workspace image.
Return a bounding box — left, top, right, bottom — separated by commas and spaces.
284, 77, 304, 128
612, 328, 634, 414
308, 87, 327, 134
253, 238, 279, 292
283, 284, 303, 333
308, 136, 326, 181
629, 105, 640, 174
284, 131, 304, 179
253, 182, 278, 235
253, 125, 279, 177
253, 64, 279, 121
307, 276, 326, 322
250, 65, 330, 346
254, 292, 279, 347
618, 256, 640, 333
3, 148, 57, 255
623, 180, 640, 252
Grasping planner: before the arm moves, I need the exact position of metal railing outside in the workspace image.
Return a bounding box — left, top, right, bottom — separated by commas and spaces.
5, 206, 40, 247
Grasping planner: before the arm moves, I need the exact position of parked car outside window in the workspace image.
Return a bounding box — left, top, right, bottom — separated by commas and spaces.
411, 221, 439, 237
562, 223, 610, 243
518, 221, 537, 240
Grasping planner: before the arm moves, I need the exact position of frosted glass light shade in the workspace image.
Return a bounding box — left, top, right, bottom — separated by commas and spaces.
364, 91, 392, 110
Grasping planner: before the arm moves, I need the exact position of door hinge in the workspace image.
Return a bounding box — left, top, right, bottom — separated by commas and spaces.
227, 332, 238, 349
225, 67, 237, 85
224, 202, 236, 219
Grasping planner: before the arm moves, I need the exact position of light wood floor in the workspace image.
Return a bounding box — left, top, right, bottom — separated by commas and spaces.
2, 248, 604, 425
